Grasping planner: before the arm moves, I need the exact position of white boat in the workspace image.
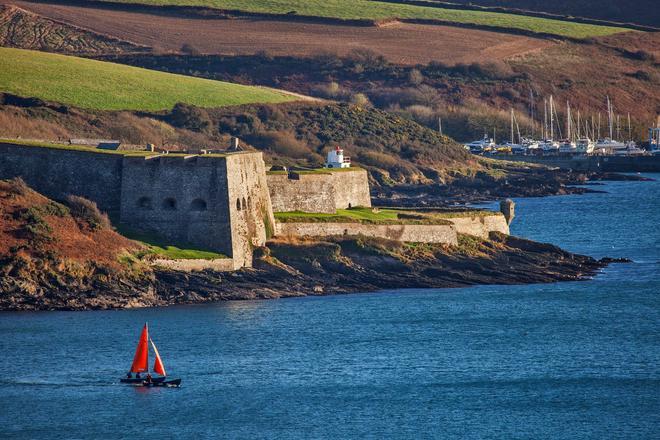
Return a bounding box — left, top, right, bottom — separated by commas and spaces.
540, 139, 560, 153
614, 142, 646, 156
576, 138, 595, 154
522, 138, 540, 151
464, 135, 495, 154
559, 140, 577, 154
594, 138, 626, 154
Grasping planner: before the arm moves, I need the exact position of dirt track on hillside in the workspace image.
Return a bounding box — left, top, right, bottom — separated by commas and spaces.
12, 1, 553, 65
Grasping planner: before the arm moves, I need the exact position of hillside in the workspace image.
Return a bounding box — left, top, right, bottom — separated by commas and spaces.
0, 4, 149, 54
411, 0, 658, 28
0, 178, 158, 309
0, 47, 298, 110
91, 0, 629, 38
109, 32, 659, 142
11, 1, 553, 65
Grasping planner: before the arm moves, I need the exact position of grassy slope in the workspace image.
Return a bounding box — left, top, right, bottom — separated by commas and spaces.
104, 0, 628, 37
0, 47, 296, 111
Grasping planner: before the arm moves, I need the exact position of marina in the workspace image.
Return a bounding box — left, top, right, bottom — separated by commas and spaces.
464, 96, 659, 161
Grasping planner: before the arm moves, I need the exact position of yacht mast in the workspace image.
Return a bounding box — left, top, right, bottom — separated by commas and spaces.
607, 96, 613, 139
510, 108, 515, 143
550, 95, 554, 140
566, 101, 572, 141
577, 110, 581, 139
543, 98, 548, 139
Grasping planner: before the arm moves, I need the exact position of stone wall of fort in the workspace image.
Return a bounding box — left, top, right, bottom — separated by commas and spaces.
0, 143, 124, 213
447, 214, 509, 238
274, 222, 458, 245
120, 154, 234, 261
0, 143, 272, 268
267, 173, 337, 214
266, 168, 371, 213
330, 169, 371, 209
224, 153, 275, 268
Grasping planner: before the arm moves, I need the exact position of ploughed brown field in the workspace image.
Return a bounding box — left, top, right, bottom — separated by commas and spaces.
12, 1, 553, 65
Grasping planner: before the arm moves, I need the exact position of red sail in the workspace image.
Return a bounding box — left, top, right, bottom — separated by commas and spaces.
150, 339, 167, 377
130, 323, 149, 373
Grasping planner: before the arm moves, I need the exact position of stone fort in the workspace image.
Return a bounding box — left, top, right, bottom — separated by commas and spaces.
0, 141, 510, 270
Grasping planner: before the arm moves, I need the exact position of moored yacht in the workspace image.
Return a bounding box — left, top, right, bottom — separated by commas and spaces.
464, 135, 495, 154
576, 137, 595, 154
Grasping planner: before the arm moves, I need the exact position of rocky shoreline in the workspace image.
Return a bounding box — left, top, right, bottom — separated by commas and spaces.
372, 170, 652, 207
0, 233, 627, 311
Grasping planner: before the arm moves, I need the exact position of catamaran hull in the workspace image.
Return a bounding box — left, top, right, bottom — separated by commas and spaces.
119, 377, 181, 387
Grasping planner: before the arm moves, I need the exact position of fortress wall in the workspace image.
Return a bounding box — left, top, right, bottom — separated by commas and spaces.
266, 173, 337, 214
151, 258, 236, 272
119, 155, 234, 258
0, 143, 124, 212
447, 213, 509, 238
330, 169, 371, 209
266, 168, 371, 213
274, 222, 458, 245
225, 152, 274, 268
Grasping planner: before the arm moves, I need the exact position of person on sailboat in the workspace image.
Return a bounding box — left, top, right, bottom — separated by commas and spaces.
126, 372, 133, 379
136, 372, 141, 379
145, 373, 153, 385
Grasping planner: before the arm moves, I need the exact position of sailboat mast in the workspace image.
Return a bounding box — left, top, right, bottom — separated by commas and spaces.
577, 110, 581, 139
566, 101, 571, 141
627, 113, 631, 142
550, 96, 554, 140
543, 98, 548, 139
607, 97, 613, 139
617, 114, 621, 140
511, 108, 514, 143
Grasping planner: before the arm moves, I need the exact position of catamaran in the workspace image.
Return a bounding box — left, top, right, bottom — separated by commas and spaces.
120, 323, 181, 387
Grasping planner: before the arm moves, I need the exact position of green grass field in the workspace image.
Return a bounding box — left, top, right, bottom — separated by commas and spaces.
105, 0, 629, 38
0, 47, 297, 111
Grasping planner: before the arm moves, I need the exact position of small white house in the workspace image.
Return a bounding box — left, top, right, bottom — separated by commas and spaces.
325, 146, 351, 168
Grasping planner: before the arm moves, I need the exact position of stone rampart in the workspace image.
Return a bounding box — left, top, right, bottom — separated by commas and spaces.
267, 173, 337, 214
266, 168, 371, 213
224, 153, 275, 268
151, 258, 236, 272
274, 222, 458, 245
447, 213, 509, 239
120, 154, 235, 260
1, 142, 272, 268
330, 169, 371, 209
0, 142, 124, 213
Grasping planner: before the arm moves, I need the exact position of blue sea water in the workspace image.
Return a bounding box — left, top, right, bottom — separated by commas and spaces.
0, 175, 658, 439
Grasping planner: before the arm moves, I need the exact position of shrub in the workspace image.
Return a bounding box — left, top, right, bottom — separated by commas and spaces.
625, 50, 655, 62
408, 68, 424, 86
252, 130, 311, 159
180, 43, 201, 56
7, 177, 30, 196
351, 93, 371, 107
169, 102, 212, 133
631, 70, 652, 81
66, 195, 111, 231
14, 207, 53, 245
